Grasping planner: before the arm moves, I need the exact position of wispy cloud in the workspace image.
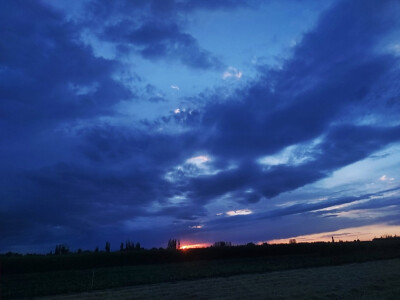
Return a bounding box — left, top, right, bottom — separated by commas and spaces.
380, 175, 395, 181
226, 209, 252, 216
222, 66, 243, 79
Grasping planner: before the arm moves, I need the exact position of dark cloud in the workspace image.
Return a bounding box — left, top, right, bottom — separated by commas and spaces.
86, 0, 257, 20
102, 21, 224, 70
196, 186, 400, 241
259, 188, 399, 220
0, 0, 132, 141
85, 0, 230, 70
176, 0, 259, 11
200, 0, 399, 158
1, 0, 400, 252
181, 124, 400, 205
164, 0, 400, 205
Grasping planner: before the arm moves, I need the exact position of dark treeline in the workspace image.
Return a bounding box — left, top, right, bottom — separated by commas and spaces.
2, 238, 400, 275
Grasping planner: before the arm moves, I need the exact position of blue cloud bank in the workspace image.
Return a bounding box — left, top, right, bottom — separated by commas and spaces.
1, 0, 400, 252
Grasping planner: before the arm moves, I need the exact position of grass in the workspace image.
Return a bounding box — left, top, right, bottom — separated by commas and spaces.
2, 253, 399, 299
41, 258, 400, 299
2, 240, 400, 298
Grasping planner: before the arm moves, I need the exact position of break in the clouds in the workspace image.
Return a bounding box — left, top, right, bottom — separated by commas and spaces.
1, 0, 400, 252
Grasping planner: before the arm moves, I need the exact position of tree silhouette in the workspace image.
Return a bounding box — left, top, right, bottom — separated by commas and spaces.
213, 241, 232, 247
54, 244, 69, 255
126, 240, 134, 251
105, 241, 110, 253
167, 239, 180, 249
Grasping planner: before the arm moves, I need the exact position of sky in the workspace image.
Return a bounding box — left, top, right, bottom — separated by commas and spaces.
1, 0, 400, 253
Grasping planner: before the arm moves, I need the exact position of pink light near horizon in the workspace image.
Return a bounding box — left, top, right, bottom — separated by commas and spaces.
266, 224, 400, 244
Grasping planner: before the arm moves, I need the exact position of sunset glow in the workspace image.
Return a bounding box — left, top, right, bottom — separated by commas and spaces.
180, 243, 211, 250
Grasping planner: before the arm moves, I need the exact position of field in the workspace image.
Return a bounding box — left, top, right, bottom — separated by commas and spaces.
42, 259, 400, 299
2, 240, 400, 299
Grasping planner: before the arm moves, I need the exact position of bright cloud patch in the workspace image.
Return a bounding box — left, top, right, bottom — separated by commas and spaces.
190, 225, 203, 229
222, 66, 243, 79
258, 139, 321, 167
380, 175, 395, 181
171, 85, 180, 90
226, 209, 252, 216
168, 195, 186, 204
164, 155, 214, 182
186, 155, 210, 166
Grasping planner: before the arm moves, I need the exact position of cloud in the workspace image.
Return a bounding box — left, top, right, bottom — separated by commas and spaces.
177, 0, 260, 12
389, 43, 400, 55
144, 84, 167, 103
222, 66, 243, 79
171, 0, 400, 205
186, 155, 210, 166
226, 209, 252, 216
197, 186, 400, 239
190, 225, 203, 229
1, 0, 400, 252
112, 22, 223, 69
380, 175, 395, 181
85, 1, 227, 70
0, 0, 132, 141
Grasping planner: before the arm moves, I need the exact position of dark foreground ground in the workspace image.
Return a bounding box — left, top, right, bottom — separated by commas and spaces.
41, 259, 400, 299
2, 240, 400, 298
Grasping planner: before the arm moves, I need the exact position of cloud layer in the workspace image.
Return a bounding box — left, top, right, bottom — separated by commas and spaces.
1, 0, 400, 252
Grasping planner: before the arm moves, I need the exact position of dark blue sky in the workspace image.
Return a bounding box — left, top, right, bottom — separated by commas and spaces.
1, 0, 400, 252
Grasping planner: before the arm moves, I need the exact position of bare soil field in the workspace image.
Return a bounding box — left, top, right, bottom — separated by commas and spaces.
41, 258, 400, 299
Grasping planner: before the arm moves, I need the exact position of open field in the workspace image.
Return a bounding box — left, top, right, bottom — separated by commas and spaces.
0, 255, 343, 298
2, 240, 400, 298
41, 259, 400, 299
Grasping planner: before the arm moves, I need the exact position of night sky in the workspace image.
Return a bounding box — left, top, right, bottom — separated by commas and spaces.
1, 0, 400, 253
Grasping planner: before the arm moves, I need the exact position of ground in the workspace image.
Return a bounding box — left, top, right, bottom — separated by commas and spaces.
40, 258, 400, 299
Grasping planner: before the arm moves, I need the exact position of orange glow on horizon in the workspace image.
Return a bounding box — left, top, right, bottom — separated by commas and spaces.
179, 224, 400, 250
180, 243, 211, 250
